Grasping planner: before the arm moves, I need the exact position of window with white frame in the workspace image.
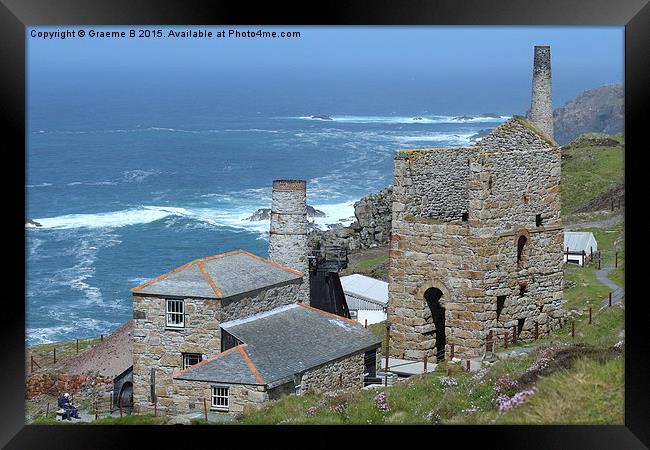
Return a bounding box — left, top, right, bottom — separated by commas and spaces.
166, 299, 184, 328
211, 386, 229, 410
182, 353, 202, 369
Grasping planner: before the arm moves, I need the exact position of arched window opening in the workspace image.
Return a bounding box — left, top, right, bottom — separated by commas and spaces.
517, 235, 527, 265
424, 287, 446, 361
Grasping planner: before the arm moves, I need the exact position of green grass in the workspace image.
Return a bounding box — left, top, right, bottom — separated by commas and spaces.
230, 264, 625, 425
563, 265, 611, 311
368, 321, 388, 354
561, 135, 624, 215
609, 264, 624, 287
497, 356, 623, 424
29, 337, 103, 371
31, 414, 167, 426
90, 414, 168, 425
356, 254, 389, 272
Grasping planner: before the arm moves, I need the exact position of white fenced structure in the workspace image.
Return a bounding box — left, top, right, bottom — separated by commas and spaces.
564, 232, 598, 266
340, 274, 388, 325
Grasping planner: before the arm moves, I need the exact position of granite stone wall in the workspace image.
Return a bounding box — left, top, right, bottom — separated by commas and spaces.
268, 180, 310, 304
172, 379, 267, 415
387, 117, 565, 360
393, 148, 475, 222
220, 281, 303, 322
300, 351, 366, 393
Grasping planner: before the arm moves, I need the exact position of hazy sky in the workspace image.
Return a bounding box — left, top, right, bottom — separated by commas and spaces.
28, 26, 624, 115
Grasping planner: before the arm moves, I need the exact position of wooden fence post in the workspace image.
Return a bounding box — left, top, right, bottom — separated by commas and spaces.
504, 332, 509, 349
447, 366, 451, 377
534, 322, 539, 340
31, 355, 34, 373
615, 252, 618, 268
450, 343, 455, 359
589, 307, 592, 324
364, 319, 367, 329
423, 355, 428, 374
466, 360, 471, 372
94, 395, 98, 420
384, 322, 391, 372
571, 321, 575, 338
100, 334, 104, 342
46, 402, 50, 418
53, 347, 56, 364
76, 339, 79, 354
609, 292, 612, 307
512, 325, 517, 344
203, 397, 208, 422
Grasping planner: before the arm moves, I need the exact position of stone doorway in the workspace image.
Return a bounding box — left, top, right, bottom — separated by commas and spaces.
424, 287, 446, 360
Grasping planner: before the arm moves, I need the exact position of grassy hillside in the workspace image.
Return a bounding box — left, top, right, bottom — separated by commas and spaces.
561, 133, 624, 216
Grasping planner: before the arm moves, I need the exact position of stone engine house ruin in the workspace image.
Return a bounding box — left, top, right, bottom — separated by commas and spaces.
386, 46, 566, 361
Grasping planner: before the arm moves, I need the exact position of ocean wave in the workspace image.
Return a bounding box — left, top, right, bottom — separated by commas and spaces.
293, 115, 509, 124
28, 206, 193, 230
26, 182, 53, 188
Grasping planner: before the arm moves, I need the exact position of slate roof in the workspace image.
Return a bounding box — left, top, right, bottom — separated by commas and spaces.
340, 274, 388, 311
131, 250, 303, 299
564, 232, 598, 253
174, 303, 382, 387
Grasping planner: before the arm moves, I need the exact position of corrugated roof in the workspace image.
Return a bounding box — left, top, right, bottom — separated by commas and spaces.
131, 250, 303, 299
175, 304, 382, 387
564, 232, 598, 253
340, 274, 388, 307
344, 294, 386, 311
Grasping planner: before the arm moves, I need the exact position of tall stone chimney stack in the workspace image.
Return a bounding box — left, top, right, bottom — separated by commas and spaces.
528, 45, 554, 143
268, 179, 310, 304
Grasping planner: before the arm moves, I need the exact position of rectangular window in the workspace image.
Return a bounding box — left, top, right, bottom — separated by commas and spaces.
211, 386, 229, 410
182, 353, 202, 369
535, 214, 543, 227
166, 299, 184, 328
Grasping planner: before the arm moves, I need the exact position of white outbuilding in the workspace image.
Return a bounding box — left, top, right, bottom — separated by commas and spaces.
340, 274, 388, 326
563, 232, 598, 266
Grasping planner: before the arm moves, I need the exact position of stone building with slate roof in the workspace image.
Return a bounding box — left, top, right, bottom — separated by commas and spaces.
387, 46, 566, 361
131, 245, 381, 416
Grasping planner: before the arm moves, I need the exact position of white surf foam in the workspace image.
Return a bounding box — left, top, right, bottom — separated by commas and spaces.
30, 206, 193, 230
293, 115, 510, 125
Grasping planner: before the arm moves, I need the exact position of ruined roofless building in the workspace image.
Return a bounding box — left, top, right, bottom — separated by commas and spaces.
268, 180, 310, 304
386, 46, 565, 361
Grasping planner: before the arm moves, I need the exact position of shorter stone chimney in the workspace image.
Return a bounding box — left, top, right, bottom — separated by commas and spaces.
268, 180, 310, 304
528, 45, 555, 143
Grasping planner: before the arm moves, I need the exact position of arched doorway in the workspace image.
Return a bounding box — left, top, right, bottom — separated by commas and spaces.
119, 381, 134, 410
424, 287, 446, 360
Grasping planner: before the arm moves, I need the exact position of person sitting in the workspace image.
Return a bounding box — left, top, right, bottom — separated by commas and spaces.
57, 393, 79, 420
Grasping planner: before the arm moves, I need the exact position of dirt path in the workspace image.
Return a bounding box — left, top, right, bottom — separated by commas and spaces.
565, 214, 623, 230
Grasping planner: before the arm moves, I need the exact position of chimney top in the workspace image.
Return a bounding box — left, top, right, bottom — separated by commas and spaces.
272, 180, 306, 192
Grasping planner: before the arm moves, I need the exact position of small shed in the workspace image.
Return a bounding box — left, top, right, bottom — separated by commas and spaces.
564, 232, 598, 266
340, 274, 388, 325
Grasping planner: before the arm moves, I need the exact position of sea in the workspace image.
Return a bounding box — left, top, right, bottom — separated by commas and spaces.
25, 78, 510, 346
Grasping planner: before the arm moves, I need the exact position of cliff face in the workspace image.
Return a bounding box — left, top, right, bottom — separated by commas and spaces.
553, 84, 623, 145
309, 186, 392, 251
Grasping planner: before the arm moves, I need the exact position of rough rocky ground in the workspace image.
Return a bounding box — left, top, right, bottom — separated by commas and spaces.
55, 320, 133, 378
